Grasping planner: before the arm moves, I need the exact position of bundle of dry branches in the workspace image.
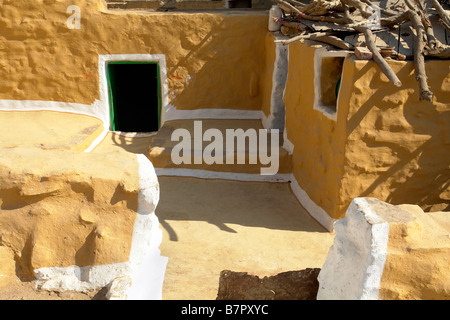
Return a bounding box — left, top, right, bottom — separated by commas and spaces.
271, 0, 450, 101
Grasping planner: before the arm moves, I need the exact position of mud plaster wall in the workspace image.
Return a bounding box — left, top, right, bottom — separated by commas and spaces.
340, 58, 450, 216
284, 41, 450, 220
284, 41, 348, 220
0, 0, 269, 111
0, 148, 140, 280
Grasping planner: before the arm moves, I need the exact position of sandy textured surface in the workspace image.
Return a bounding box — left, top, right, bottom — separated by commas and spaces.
156, 176, 334, 300
0, 110, 103, 151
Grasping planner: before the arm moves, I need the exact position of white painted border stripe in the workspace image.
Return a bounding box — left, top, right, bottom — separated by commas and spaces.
155, 168, 292, 183
164, 104, 264, 122
282, 128, 294, 155
0, 99, 104, 120
34, 262, 130, 292
126, 154, 168, 300
317, 198, 389, 299
351, 198, 389, 300
288, 174, 336, 232
83, 128, 109, 153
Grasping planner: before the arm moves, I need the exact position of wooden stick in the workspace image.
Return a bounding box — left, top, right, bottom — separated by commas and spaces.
274, 32, 330, 45
380, 6, 434, 100
275, 31, 353, 50
300, 2, 318, 15
294, 11, 351, 24
301, 0, 340, 16
275, 18, 309, 31
275, 0, 350, 24
360, 0, 397, 16
311, 35, 354, 49
275, 0, 302, 14
354, 26, 402, 87
415, 0, 442, 50
381, 11, 409, 27
402, 0, 433, 100
429, 0, 450, 31
340, 0, 371, 18
425, 44, 450, 58
406, 9, 434, 101
284, 0, 306, 8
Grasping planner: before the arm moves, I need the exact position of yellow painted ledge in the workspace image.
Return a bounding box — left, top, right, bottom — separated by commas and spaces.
0, 147, 139, 279
0, 110, 104, 152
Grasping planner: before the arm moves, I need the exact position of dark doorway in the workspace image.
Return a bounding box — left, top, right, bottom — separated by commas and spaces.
107, 62, 161, 132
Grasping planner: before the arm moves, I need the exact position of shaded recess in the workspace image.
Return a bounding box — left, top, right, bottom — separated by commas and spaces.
107, 62, 161, 132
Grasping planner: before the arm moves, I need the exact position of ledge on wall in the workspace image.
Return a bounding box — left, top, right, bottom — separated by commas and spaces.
0, 147, 167, 299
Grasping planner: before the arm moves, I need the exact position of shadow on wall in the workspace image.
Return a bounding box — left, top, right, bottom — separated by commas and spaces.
167, 18, 266, 110
389, 92, 450, 212
346, 61, 450, 212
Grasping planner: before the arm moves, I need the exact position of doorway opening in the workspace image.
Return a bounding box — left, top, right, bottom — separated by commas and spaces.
107, 61, 161, 132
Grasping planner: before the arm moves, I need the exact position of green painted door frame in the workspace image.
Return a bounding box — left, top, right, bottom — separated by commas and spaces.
106, 61, 162, 132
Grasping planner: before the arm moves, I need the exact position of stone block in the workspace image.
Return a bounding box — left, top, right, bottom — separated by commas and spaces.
217, 268, 320, 300
355, 46, 373, 60
317, 197, 450, 300
0, 148, 166, 297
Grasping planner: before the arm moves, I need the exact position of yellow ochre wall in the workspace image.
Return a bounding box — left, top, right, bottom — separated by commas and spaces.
0, 0, 269, 110
284, 41, 349, 220
340, 58, 449, 215
284, 40, 450, 220
0, 148, 140, 279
